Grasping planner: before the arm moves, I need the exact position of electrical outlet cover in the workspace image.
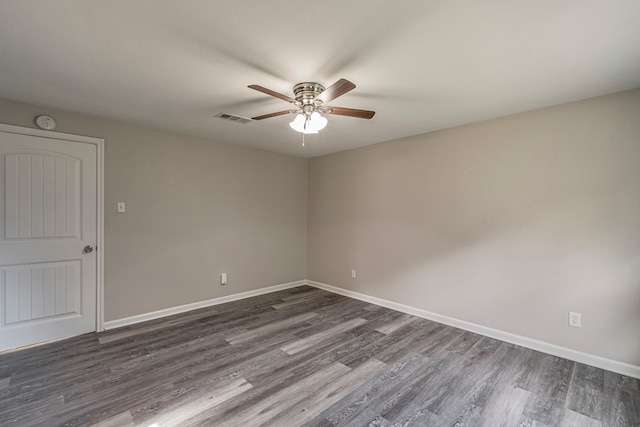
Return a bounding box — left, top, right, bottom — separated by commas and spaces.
568, 312, 581, 328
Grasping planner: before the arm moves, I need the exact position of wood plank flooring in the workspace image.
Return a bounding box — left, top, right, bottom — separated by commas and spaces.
0, 286, 638, 426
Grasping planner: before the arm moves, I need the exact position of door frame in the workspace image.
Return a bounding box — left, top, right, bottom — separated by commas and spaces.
0, 123, 105, 332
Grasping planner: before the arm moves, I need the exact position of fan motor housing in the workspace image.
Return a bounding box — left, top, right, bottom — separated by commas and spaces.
293, 82, 325, 106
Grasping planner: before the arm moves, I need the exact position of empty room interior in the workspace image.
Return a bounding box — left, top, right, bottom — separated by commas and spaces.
0, 1, 639, 426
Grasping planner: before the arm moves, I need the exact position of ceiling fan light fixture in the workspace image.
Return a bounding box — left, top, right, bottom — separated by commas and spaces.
289, 112, 326, 134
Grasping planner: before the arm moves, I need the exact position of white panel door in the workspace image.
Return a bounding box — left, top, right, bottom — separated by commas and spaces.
0, 130, 97, 351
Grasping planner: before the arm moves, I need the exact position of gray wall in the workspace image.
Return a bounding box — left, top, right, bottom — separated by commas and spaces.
0, 98, 308, 321
307, 88, 640, 366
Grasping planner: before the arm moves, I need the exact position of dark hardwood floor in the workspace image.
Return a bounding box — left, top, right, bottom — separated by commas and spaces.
0, 286, 638, 426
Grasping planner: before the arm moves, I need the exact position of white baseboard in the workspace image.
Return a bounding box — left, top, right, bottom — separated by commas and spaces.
307, 280, 640, 380
103, 280, 306, 330
102, 277, 639, 379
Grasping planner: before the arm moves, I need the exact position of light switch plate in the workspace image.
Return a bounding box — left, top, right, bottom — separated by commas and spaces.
117, 202, 125, 213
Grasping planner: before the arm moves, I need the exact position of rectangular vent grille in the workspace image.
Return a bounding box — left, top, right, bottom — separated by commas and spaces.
215, 112, 253, 124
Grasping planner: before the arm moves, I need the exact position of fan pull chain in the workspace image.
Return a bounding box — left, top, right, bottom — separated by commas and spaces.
302, 132, 305, 147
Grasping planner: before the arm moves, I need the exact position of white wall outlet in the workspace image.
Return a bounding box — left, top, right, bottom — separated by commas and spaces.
220, 273, 227, 285
117, 202, 126, 213
568, 312, 582, 328
351, 269, 357, 278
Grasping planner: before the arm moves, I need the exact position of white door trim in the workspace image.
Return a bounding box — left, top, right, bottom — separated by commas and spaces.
0, 123, 105, 332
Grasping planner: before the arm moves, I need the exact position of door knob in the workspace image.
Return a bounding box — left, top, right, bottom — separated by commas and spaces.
82, 245, 94, 254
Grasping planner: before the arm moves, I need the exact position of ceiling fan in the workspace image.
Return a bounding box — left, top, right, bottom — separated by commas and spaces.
248, 78, 375, 134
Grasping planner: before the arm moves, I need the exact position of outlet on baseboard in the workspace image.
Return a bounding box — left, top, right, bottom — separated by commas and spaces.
351, 269, 357, 279
220, 273, 227, 285
568, 312, 581, 328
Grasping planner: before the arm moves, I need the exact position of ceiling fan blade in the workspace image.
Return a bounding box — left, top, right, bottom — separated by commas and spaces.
248, 85, 296, 104
251, 110, 293, 120
325, 106, 375, 119
316, 79, 356, 104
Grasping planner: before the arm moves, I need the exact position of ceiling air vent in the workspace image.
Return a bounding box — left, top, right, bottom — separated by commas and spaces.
215, 112, 253, 124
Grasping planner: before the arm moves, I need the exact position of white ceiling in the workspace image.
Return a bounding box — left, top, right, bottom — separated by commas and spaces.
1, 1, 639, 158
